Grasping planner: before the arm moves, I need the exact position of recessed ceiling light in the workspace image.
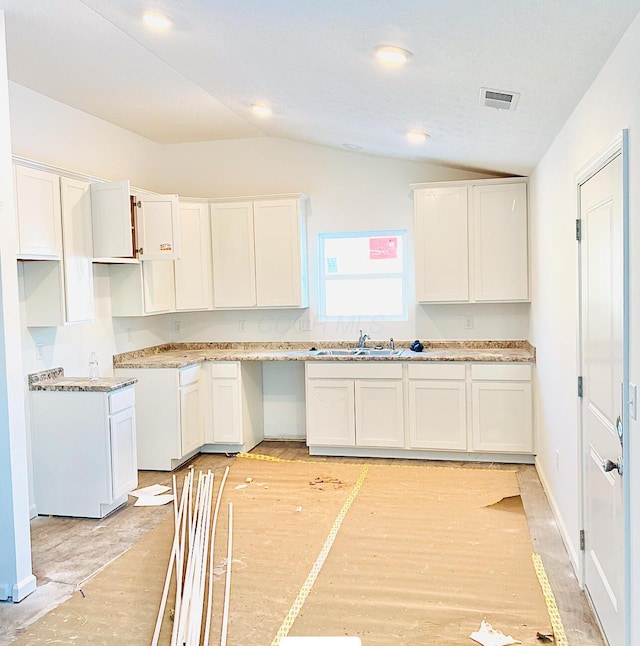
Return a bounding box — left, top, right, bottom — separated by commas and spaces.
143, 12, 172, 30
252, 104, 273, 117
406, 130, 430, 144
342, 143, 363, 151
375, 45, 412, 65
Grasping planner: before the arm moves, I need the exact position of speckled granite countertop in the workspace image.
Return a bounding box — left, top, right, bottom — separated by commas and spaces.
29, 367, 138, 392
113, 341, 535, 369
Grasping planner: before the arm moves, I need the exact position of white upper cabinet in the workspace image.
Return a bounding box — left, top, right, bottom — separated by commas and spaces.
60, 177, 94, 323
211, 195, 308, 309
414, 185, 469, 302
20, 170, 95, 327
471, 183, 529, 301
109, 260, 175, 316
90, 180, 180, 262
14, 165, 63, 259
413, 178, 529, 303
210, 201, 256, 308
174, 202, 213, 311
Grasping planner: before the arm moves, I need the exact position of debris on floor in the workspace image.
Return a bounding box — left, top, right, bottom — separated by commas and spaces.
309, 475, 344, 490
536, 632, 554, 643
470, 620, 521, 646
129, 484, 171, 498
134, 494, 174, 507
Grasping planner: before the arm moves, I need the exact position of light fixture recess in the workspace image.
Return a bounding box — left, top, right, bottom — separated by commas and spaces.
252, 104, 273, 117
375, 45, 413, 65
406, 130, 429, 144
142, 11, 172, 30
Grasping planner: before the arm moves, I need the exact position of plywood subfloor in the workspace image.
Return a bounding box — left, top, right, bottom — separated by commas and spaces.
12, 456, 553, 645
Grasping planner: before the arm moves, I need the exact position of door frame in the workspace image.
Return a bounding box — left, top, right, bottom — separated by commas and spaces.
575, 130, 630, 643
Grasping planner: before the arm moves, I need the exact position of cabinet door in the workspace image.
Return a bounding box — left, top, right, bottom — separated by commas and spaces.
60, 177, 94, 323
210, 377, 243, 444
180, 382, 203, 456
210, 202, 256, 307
14, 165, 63, 259
471, 381, 532, 452
355, 380, 404, 447
414, 186, 468, 302
142, 260, 175, 313
174, 202, 213, 311
253, 198, 305, 307
306, 379, 355, 447
109, 407, 138, 500
471, 183, 528, 301
408, 380, 467, 450
136, 194, 181, 260
90, 180, 133, 258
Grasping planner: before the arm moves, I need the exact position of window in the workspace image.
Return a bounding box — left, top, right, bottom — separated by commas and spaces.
318, 230, 407, 321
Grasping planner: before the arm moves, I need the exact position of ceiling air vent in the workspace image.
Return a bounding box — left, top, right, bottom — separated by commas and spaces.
480, 87, 520, 111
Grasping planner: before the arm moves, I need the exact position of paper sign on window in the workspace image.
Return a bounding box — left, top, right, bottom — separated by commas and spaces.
369, 237, 398, 259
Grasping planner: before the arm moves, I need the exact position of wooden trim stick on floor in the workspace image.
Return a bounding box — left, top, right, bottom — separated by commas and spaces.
220, 502, 234, 646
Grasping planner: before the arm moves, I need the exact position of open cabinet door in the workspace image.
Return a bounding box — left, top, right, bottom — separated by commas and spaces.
136, 193, 180, 260
90, 179, 133, 259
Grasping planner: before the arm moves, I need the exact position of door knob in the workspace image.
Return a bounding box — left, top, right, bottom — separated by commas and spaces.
603, 457, 623, 476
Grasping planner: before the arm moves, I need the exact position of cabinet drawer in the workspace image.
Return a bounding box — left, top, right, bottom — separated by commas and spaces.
109, 386, 135, 414
407, 363, 466, 380
306, 362, 402, 380
209, 362, 240, 378
471, 363, 532, 381
179, 365, 200, 386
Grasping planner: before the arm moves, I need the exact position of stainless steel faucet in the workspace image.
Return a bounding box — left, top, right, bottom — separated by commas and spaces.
357, 329, 370, 349
389, 337, 395, 351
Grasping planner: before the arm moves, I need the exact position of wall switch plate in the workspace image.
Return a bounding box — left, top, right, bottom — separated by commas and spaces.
464, 316, 474, 329
239, 320, 246, 333
298, 317, 312, 332
174, 320, 182, 334
35, 344, 43, 360
630, 383, 637, 420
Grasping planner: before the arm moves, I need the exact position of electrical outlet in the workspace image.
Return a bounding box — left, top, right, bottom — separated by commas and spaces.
239, 320, 246, 333
35, 344, 43, 361
127, 328, 133, 343
298, 317, 312, 332
464, 316, 474, 329
174, 320, 182, 334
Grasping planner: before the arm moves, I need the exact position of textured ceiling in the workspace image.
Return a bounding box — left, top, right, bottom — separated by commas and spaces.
1, 0, 639, 174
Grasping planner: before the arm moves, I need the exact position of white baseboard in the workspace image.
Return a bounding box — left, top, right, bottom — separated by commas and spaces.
535, 456, 583, 585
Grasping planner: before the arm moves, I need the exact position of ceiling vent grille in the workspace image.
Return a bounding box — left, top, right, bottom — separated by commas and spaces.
480, 87, 520, 111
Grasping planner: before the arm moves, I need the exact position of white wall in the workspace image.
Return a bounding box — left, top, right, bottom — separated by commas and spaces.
529, 11, 640, 641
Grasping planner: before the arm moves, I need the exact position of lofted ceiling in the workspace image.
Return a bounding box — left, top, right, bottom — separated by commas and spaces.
1, 0, 639, 175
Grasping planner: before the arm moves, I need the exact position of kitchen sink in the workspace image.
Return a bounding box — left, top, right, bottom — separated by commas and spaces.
311, 348, 403, 357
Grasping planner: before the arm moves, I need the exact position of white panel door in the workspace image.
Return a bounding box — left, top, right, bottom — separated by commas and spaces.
414, 186, 469, 302
136, 194, 180, 260
14, 165, 62, 258
355, 380, 404, 448
472, 183, 528, 301
180, 382, 203, 456
109, 407, 138, 500
210, 201, 257, 307
90, 179, 133, 258
210, 378, 243, 444
306, 380, 355, 447
471, 381, 533, 452
142, 260, 175, 314
580, 153, 624, 646
60, 177, 94, 323
408, 380, 467, 450
253, 198, 303, 307
174, 202, 213, 311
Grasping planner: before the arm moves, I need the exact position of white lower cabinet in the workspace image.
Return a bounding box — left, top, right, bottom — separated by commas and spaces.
203, 361, 264, 452
115, 365, 203, 470
305, 363, 404, 448
470, 364, 533, 453
306, 360, 533, 460
30, 385, 137, 518
408, 363, 468, 450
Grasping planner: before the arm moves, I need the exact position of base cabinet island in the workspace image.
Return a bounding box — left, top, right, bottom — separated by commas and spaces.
113, 341, 535, 470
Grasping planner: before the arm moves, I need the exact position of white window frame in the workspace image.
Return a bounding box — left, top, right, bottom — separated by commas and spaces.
318, 229, 408, 322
